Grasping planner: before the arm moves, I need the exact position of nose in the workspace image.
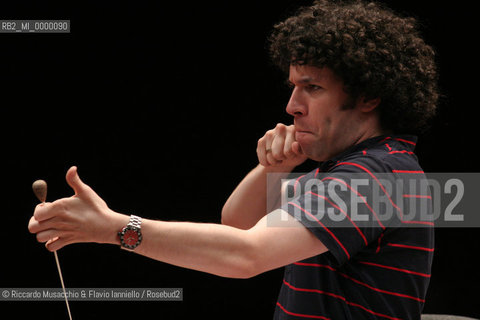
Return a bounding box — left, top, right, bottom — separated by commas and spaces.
286, 87, 307, 117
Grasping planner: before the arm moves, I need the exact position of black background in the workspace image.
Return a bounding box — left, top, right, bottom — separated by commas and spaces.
1, 0, 479, 319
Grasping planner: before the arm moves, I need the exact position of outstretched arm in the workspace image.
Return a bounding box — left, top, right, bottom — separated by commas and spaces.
28, 166, 326, 279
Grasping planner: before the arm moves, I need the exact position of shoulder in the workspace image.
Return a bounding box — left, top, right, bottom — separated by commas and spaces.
331, 135, 423, 174
329, 153, 393, 174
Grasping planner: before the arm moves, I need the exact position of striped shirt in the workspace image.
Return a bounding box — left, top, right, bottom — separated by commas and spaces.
275, 135, 434, 320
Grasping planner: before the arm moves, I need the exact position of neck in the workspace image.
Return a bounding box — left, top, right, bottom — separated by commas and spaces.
353, 111, 386, 145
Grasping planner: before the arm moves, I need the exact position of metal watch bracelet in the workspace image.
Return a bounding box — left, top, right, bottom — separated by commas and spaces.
128, 215, 142, 229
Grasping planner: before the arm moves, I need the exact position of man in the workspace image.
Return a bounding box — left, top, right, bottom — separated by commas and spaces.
29, 0, 438, 319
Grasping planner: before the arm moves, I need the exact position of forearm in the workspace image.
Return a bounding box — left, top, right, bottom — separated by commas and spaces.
29, 166, 323, 279
106, 213, 256, 278
221, 164, 291, 229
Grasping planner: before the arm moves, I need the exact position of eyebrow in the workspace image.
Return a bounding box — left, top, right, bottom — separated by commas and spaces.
288, 76, 322, 85
298, 76, 314, 84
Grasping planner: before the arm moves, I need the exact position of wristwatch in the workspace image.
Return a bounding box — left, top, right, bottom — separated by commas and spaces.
118, 215, 143, 250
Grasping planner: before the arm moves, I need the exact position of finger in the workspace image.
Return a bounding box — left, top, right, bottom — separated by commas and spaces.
283, 126, 296, 157
265, 125, 286, 165
65, 166, 88, 196
36, 229, 61, 243
266, 148, 284, 166
264, 129, 274, 152
45, 236, 59, 249
257, 137, 269, 167
46, 236, 72, 252
32, 202, 58, 223
270, 125, 287, 160
266, 138, 284, 165
266, 151, 282, 166
29, 214, 61, 234
292, 141, 304, 155
28, 216, 41, 234
28, 214, 39, 233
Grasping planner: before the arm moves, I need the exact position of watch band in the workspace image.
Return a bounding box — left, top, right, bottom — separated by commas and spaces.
128, 215, 142, 229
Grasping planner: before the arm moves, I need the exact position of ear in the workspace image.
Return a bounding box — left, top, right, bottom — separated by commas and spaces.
357, 97, 381, 113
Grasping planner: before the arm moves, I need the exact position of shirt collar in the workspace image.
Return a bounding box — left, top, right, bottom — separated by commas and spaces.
318, 134, 418, 171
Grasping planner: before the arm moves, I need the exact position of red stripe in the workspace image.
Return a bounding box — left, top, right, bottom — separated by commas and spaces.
392, 170, 424, 174
339, 272, 425, 303
379, 136, 392, 144
346, 301, 404, 320
359, 261, 431, 278
388, 150, 414, 155
276, 302, 331, 320
394, 138, 416, 146
308, 191, 368, 246
376, 232, 385, 253
403, 194, 432, 199
379, 136, 416, 146
288, 201, 351, 259
282, 280, 404, 320
294, 262, 337, 271
401, 220, 434, 226
387, 243, 434, 252
294, 261, 425, 302
321, 176, 386, 230
385, 143, 392, 151
283, 279, 346, 302
314, 168, 320, 178
402, 194, 434, 225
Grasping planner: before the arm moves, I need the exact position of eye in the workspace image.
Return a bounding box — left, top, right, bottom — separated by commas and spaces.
307, 84, 322, 91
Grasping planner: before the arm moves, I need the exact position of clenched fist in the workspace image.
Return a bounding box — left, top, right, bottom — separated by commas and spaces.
256, 124, 308, 170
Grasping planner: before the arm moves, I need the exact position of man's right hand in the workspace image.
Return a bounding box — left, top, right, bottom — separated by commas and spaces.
256, 124, 308, 171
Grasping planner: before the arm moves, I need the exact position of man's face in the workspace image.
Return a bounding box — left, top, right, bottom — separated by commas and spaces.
286, 64, 370, 161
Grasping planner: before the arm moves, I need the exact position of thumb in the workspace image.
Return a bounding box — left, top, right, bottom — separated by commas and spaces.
292, 141, 304, 156
66, 166, 88, 196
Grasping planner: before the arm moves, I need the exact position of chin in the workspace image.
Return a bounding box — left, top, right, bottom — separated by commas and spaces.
302, 146, 328, 162
310, 155, 329, 162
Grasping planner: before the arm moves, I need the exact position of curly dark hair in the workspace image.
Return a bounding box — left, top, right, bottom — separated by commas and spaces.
269, 0, 438, 134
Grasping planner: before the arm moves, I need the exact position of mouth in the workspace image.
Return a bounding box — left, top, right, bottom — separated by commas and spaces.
295, 130, 313, 141
294, 122, 314, 141
295, 129, 311, 134
294, 125, 312, 135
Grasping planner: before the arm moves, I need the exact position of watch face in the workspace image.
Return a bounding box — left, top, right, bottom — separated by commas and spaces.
119, 226, 142, 249
123, 229, 139, 247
